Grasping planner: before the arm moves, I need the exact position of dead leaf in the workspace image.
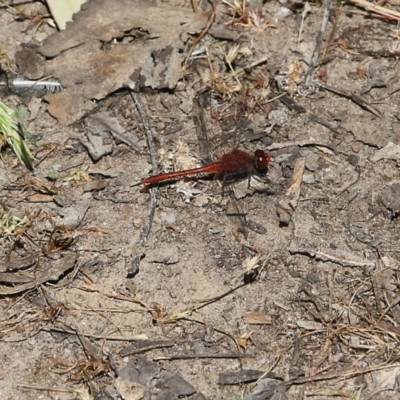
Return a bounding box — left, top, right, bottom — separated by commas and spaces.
0, 253, 77, 295
28, 194, 54, 202
0, 253, 39, 273
242, 311, 272, 325
365, 367, 400, 400
38, 0, 208, 125
46, 0, 87, 30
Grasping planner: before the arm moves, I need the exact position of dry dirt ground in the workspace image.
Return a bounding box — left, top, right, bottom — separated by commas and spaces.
2, 0, 400, 399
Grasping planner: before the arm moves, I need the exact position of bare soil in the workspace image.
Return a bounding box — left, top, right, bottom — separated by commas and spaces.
1, 1, 400, 399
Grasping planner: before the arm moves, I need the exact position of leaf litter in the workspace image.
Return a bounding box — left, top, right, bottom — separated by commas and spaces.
38, 0, 209, 125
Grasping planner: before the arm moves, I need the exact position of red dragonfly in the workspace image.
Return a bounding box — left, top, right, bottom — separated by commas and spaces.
141, 148, 271, 185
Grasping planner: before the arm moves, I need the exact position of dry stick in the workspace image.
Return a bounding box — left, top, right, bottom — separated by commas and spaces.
322, 2, 342, 60
346, 0, 400, 20
190, 0, 198, 13
183, 2, 217, 71
164, 282, 247, 322
120, 340, 175, 356
279, 96, 343, 136
308, 113, 343, 136
17, 385, 79, 394
336, 165, 361, 195
154, 352, 254, 361
161, 282, 248, 350
289, 247, 375, 268
42, 325, 148, 341
128, 92, 159, 277
252, 351, 287, 388
305, 0, 334, 87
378, 291, 400, 323
266, 139, 337, 154
291, 362, 400, 384
317, 83, 382, 118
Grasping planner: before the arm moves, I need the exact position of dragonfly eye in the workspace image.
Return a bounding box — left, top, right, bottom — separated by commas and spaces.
254, 150, 271, 170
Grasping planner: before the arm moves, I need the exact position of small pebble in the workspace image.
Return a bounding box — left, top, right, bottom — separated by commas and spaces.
276, 6, 292, 18
305, 153, 319, 171
303, 173, 315, 184
352, 142, 361, 153
165, 212, 176, 224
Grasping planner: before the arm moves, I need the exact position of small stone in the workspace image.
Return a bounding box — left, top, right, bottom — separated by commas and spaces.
155, 373, 196, 397
305, 153, 319, 171
302, 173, 315, 184
276, 6, 292, 18
165, 212, 176, 224
380, 183, 400, 214
81, 132, 113, 161
351, 142, 361, 153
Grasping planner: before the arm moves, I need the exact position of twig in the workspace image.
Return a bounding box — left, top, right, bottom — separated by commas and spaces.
159, 281, 251, 350
190, 0, 198, 12
266, 139, 337, 154
317, 83, 382, 118
289, 246, 375, 268
378, 291, 400, 323
280, 95, 306, 113
163, 281, 246, 324
154, 352, 254, 361
322, 2, 342, 60
291, 362, 400, 384
308, 112, 343, 136
41, 325, 148, 341
233, 55, 270, 77
120, 340, 175, 356
17, 385, 79, 394
183, 2, 218, 71
336, 166, 361, 195
253, 346, 290, 388
346, 0, 400, 21
305, 0, 334, 86
128, 92, 159, 277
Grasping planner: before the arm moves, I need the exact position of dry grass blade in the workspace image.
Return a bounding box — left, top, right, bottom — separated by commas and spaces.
305, 0, 333, 86
346, 0, 400, 20
292, 362, 400, 384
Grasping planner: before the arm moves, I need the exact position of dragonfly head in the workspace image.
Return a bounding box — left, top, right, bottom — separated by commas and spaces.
254, 150, 271, 170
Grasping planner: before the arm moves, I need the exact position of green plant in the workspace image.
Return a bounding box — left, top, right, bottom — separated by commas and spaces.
0, 100, 33, 170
